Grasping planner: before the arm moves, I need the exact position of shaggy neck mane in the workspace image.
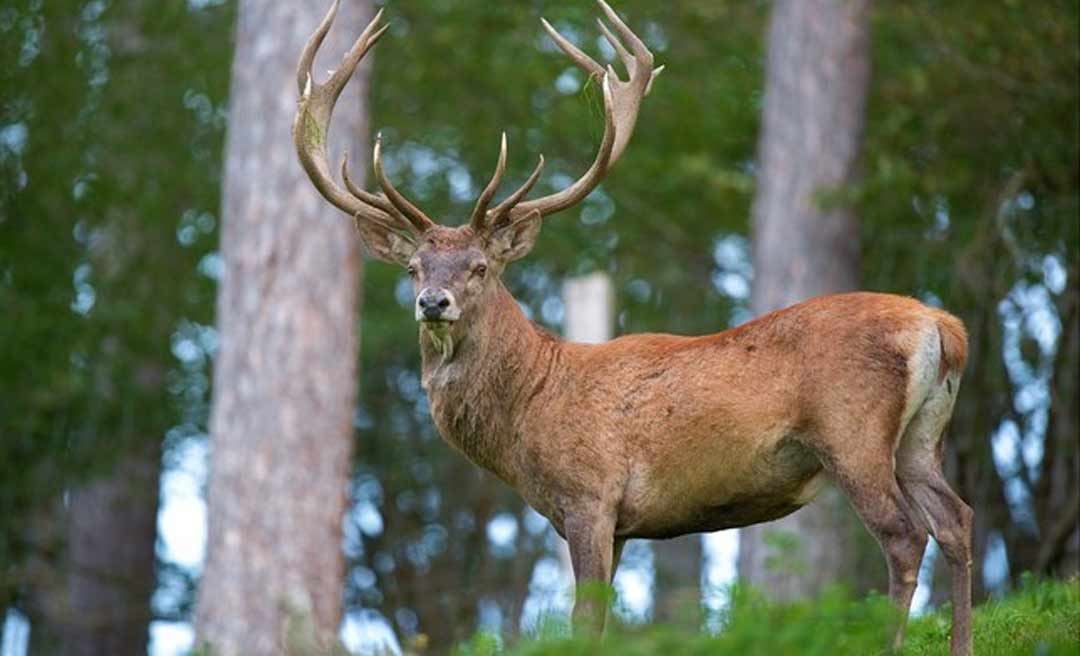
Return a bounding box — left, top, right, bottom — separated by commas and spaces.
418, 281, 561, 483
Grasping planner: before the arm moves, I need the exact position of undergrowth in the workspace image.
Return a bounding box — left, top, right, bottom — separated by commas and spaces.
452, 576, 1079, 656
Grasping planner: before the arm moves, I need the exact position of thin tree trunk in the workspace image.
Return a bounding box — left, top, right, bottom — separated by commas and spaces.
23, 500, 67, 655
195, 1, 369, 653
57, 440, 163, 656
737, 0, 873, 600
651, 536, 702, 626
22, 373, 168, 655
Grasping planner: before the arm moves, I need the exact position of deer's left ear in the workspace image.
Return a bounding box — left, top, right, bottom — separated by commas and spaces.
486, 213, 542, 263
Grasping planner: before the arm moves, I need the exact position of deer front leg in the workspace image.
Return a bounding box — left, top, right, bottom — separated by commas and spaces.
611, 537, 626, 584
564, 512, 617, 634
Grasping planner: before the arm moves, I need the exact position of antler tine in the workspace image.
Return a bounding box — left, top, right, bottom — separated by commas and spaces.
489, 155, 545, 227
469, 132, 509, 231
298, 2, 389, 102
296, 0, 341, 95
540, 18, 605, 80
373, 134, 438, 233
325, 7, 389, 101
294, 2, 410, 230
340, 153, 397, 215
596, 18, 635, 79
597, 0, 652, 64
596, 1, 665, 96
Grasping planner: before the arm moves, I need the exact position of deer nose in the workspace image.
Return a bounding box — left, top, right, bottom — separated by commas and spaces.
417, 289, 452, 321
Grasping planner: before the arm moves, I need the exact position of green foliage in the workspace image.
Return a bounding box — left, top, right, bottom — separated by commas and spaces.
761, 529, 808, 577
861, 0, 1078, 298
453, 578, 1080, 656
0, 0, 231, 605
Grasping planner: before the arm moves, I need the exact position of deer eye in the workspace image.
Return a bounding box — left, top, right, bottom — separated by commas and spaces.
472, 264, 487, 278
407, 264, 418, 278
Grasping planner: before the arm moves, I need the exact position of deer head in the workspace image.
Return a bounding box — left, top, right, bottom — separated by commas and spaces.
294, 0, 660, 342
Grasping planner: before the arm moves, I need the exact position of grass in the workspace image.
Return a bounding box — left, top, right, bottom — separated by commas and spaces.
903, 575, 1079, 656
452, 576, 1080, 656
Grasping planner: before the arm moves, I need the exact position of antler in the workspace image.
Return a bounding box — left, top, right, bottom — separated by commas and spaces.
474, 0, 661, 229
469, 134, 546, 232
297, 1, 658, 236
293, 0, 435, 234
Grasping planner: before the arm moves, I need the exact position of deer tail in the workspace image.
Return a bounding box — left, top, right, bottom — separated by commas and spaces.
933, 310, 968, 381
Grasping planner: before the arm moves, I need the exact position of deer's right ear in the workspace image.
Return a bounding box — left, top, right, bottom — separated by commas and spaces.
354, 218, 418, 266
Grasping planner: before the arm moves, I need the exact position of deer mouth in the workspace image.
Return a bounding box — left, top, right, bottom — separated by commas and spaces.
422, 319, 456, 360
419, 314, 458, 330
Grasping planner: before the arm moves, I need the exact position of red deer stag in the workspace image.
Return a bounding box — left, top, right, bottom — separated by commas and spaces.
293, 2, 973, 654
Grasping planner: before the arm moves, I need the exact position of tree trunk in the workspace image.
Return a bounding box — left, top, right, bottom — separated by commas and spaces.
194, 1, 369, 653
651, 536, 702, 626
737, 0, 873, 600
60, 441, 163, 656
21, 440, 162, 656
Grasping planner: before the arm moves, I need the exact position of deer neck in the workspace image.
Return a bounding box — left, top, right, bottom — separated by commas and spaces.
418, 281, 555, 482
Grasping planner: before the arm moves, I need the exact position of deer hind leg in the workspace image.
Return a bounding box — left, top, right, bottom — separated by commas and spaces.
896, 375, 973, 656
807, 413, 929, 651
829, 458, 928, 648
899, 473, 973, 656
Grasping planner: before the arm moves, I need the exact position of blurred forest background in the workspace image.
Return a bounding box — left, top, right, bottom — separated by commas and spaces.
1, 0, 1077, 654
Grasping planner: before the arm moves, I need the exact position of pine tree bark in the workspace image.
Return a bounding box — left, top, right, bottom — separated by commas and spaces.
737, 0, 873, 600
194, 1, 369, 653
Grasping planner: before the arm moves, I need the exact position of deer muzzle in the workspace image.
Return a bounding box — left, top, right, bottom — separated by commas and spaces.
415, 288, 461, 323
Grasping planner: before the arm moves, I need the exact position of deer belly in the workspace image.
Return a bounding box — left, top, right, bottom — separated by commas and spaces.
616, 436, 826, 539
